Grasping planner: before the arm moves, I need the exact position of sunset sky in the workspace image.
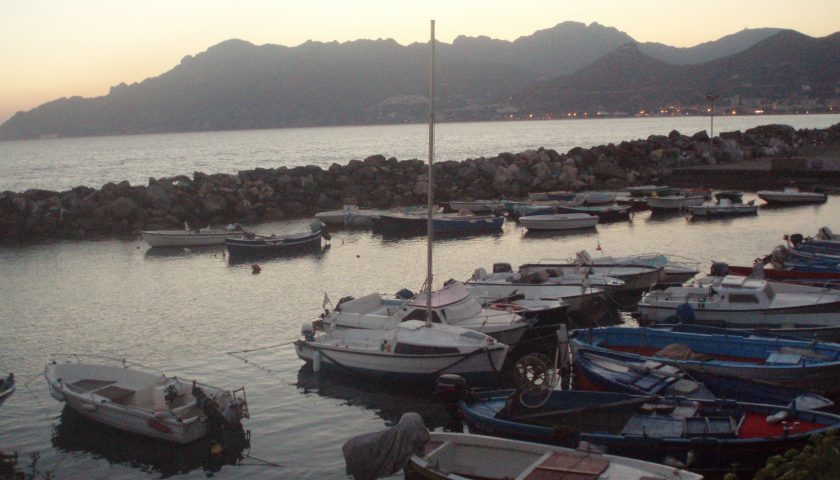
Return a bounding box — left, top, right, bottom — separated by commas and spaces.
1, 0, 837, 124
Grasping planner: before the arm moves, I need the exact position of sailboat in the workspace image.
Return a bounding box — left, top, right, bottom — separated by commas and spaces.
294, 21, 509, 383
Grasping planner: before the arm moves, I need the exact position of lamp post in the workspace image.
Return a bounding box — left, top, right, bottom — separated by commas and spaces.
705, 93, 719, 142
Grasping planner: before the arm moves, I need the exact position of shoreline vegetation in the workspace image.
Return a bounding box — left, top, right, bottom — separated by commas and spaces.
1, 122, 838, 244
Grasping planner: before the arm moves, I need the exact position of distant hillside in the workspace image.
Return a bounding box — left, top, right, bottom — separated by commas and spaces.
639, 28, 783, 64
516, 30, 840, 115
1, 23, 836, 140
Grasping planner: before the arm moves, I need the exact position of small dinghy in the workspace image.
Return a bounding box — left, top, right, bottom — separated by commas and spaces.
142, 223, 243, 248
0, 373, 15, 406
225, 220, 327, 259
45, 355, 248, 444
405, 431, 702, 480
518, 213, 599, 231
757, 187, 827, 205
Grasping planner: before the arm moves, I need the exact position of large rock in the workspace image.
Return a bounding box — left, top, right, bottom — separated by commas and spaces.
110, 197, 138, 219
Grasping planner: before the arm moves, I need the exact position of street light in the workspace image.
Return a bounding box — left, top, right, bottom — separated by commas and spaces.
705, 93, 719, 142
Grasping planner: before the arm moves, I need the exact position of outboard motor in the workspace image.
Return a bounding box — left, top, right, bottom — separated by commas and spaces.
710, 262, 730, 277
433, 374, 469, 405
789, 233, 804, 247
493, 263, 512, 273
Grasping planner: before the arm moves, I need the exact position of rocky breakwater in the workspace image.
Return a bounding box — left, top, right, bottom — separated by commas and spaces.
1, 122, 838, 243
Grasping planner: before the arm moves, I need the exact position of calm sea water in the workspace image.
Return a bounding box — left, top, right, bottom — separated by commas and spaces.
0, 114, 838, 193
1, 196, 839, 479
1, 116, 840, 479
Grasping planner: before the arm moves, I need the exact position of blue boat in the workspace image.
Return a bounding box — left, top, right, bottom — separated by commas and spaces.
377, 212, 504, 237
225, 223, 326, 259
573, 348, 833, 408
569, 327, 840, 396
457, 388, 840, 476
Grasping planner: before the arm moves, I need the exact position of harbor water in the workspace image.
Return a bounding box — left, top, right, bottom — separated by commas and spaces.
1, 115, 839, 479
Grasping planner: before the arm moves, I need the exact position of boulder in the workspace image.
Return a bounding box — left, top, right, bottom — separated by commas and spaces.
110, 197, 138, 219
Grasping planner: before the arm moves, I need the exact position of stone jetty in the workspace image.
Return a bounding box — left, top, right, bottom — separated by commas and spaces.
1, 122, 839, 243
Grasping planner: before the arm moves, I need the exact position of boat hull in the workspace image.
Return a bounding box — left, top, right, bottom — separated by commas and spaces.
294, 341, 508, 382
646, 196, 705, 211
141, 230, 235, 247
757, 191, 827, 204
225, 229, 323, 259
518, 214, 598, 231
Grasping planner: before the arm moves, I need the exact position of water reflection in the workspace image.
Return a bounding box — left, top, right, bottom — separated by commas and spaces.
144, 245, 227, 259
520, 228, 599, 240
51, 406, 250, 477
226, 244, 331, 266
294, 367, 454, 429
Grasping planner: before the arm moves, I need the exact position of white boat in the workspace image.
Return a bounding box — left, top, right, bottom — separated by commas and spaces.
638, 274, 840, 327
0, 373, 14, 406
466, 268, 606, 314
319, 281, 532, 346
688, 198, 758, 217
141, 223, 243, 247
314, 205, 386, 226
580, 250, 699, 286
448, 200, 505, 213
757, 187, 827, 204
518, 213, 599, 231
520, 257, 664, 292
469, 262, 625, 293
405, 432, 702, 480
44, 355, 248, 444
646, 194, 705, 211
296, 23, 510, 383
295, 320, 509, 380
575, 191, 617, 205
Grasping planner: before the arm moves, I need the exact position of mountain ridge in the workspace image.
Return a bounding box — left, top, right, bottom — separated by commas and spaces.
1, 22, 836, 140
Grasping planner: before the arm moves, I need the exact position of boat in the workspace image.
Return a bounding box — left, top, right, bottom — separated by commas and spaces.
378, 211, 504, 237
575, 191, 617, 205
141, 223, 243, 248
625, 185, 669, 196
637, 274, 840, 327
295, 320, 509, 382
295, 22, 510, 385
224, 220, 327, 259
447, 199, 505, 213
714, 190, 744, 203
687, 198, 758, 218
723, 263, 840, 289
757, 187, 827, 205
528, 191, 576, 202
44, 355, 249, 444
646, 193, 705, 212
405, 431, 702, 480
465, 265, 608, 315
510, 201, 559, 218
520, 257, 663, 292
569, 326, 840, 395
573, 348, 833, 408
0, 373, 14, 406
555, 204, 632, 222
457, 388, 840, 476
314, 205, 385, 227
518, 213, 599, 231
580, 250, 699, 287
470, 262, 625, 293
318, 281, 533, 346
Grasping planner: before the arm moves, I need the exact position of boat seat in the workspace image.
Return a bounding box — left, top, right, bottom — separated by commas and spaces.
525, 451, 609, 480
684, 416, 738, 438
765, 353, 803, 366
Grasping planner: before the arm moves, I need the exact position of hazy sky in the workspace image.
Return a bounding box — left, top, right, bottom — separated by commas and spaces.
1, 0, 838, 124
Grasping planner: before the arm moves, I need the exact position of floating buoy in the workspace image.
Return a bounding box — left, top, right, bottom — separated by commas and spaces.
251, 264, 261, 274
210, 442, 224, 455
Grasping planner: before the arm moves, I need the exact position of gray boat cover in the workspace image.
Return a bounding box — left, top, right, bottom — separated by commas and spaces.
342, 412, 430, 480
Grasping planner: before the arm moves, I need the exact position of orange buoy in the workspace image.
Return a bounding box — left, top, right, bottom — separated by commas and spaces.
251, 264, 261, 274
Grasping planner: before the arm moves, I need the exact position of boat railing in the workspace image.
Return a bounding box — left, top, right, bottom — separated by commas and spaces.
49, 353, 169, 377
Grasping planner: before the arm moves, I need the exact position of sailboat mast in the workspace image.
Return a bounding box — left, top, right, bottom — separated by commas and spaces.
425, 20, 436, 325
